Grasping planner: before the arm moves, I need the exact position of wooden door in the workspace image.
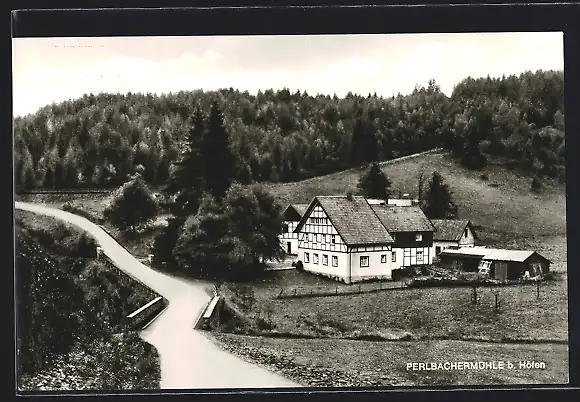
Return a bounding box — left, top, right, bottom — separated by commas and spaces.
495, 262, 508, 281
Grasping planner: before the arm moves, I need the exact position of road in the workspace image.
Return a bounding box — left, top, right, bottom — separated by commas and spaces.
15, 201, 299, 390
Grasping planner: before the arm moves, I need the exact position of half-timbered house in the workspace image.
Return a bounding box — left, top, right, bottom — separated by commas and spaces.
279, 203, 309, 255
370, 205, 436, 269
293, 195, 395, 283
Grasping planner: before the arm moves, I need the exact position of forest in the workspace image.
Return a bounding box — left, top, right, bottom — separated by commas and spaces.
13, 69, 565, 190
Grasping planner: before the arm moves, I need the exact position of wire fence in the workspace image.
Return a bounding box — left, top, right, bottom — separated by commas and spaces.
275, 280, 409, 299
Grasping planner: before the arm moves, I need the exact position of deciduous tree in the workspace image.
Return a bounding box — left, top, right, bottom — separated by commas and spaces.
104, 175, 158, 232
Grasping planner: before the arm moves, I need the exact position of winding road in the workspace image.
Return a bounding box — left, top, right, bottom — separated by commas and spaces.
15, 201, 299, 390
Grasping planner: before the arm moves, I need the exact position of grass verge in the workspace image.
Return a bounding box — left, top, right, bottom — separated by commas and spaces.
210, 333, 569, 387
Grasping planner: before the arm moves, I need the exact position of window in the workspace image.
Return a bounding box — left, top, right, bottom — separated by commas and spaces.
322, 234, 326, 243
417, 250, 424, 263
360, 256, 369, 267
323, 255, 328, 266
332, 256, 338, 267
316, 234, 322, 242
308, 233, 313, 242
381, 254, 387, 263
282, 223, 289, 233
331, 235, 336, 244
304, 252, 310, 263
436, 246, 441, 255
392, 252, 396, 262
464, 229, 468, 238
313, 253, 319, 264
415, 234, 423, 242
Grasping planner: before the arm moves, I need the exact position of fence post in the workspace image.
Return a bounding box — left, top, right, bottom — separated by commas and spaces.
536, 280, 540, 299
335, 286, 338, 295
472, 286, 478, 304
358, 284, 362, 293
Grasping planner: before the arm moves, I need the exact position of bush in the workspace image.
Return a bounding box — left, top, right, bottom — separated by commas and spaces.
61, 202, 103, 224
104, 175, 158, 232
479, 173, 489, 181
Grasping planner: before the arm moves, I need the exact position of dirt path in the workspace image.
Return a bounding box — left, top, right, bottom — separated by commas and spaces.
15, 201, 299, 390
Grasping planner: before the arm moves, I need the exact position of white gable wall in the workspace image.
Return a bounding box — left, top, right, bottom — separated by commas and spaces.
459, 225, 476, 247
279, 220, 300, 255
296, 204, 351, 282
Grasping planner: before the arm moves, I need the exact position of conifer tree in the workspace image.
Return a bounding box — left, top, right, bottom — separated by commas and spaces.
165, 107, 206, 217
423, 171, 458, 219
202, 101, 237, 200
357, 162, 392, 200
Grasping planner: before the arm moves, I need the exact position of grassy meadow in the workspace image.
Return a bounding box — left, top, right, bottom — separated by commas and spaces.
210, 333, 569, 387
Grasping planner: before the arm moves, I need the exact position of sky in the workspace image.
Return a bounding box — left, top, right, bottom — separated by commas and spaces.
12, 32, 563, 117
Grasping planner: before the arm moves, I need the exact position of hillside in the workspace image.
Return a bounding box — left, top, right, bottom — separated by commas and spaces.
16, 212, 162, 390
14, 70, 564, 191
266, 150, 566, 269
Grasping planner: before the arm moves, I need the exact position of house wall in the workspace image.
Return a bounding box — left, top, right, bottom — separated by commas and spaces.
392, 246, 434, 269
297, 248, 350, 282
458, 225, 476, 247
390, 232, 434, 269
434, 240, 459, 255
296, 204, 350, 282
279, 220, 300, 254
349, 246, 393, 282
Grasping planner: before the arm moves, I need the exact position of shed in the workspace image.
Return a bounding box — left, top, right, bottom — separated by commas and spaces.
439, 247, 551, 281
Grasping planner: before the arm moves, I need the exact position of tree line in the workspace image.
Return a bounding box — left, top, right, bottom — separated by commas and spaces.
13, 69, 564, 191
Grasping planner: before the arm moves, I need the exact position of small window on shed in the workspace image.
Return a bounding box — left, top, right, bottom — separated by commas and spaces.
415, 234, 422, 242
464, 228, 468, 238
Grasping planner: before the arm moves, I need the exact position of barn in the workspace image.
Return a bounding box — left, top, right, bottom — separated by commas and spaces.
439, 247, 551, 281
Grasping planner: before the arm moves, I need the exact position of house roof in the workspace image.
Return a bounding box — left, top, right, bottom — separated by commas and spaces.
282, 203, 309, 221
292, 203, 309, 217
439, 247, 552, 263
295, 195, 394, 246
370, 205, 436, 233
431, 219, 473, 241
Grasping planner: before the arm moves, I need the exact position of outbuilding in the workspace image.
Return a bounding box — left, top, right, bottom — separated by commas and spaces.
438, 247, 551, 281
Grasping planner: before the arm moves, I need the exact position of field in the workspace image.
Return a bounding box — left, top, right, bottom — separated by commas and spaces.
220, 269, 568, 343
